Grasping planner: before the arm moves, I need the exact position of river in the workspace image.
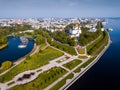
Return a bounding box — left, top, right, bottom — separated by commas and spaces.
0, 37, 34, 65
68, 18, 120, 90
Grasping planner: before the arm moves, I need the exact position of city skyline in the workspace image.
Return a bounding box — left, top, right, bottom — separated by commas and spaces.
0, 0, 120, 18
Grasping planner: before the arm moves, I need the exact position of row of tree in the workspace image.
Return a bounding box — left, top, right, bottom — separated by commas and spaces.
52, 31, 76, 46
79, 22, 102, 46
0, 24, 33, 36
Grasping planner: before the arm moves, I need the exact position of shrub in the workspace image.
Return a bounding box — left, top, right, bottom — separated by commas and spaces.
1, 61, 12, 70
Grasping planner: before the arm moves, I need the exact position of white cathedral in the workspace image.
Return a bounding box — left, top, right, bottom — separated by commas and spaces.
69, 24, 82, 38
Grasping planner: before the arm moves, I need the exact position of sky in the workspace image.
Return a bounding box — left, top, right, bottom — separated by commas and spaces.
0, 0, 120, 18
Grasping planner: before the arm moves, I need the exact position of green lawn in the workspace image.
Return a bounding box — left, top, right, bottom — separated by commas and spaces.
87, 35, 103, 54
50, 73, 74, 90
74, 32, 109, 73
77, 48, 85, 54
63, 59, 82, 70
50, 41, 77, 55
39, 44, 47, 50
87, 31, 108, 55
0, 47, 64, 83
74, 57, 95, 73
9, 67, 67, 90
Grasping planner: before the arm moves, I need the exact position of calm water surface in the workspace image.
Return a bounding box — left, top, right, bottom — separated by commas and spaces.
68, 18, 120, 90
0, 37, 34, 65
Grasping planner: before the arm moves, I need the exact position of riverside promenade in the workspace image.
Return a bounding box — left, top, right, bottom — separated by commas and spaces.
0, 31, 111, 90
60, 32, 111, 90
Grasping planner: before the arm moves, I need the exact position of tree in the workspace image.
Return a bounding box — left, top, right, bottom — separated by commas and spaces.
96, 21, 103, 30
36, 35, 45, 45
1, 61, 12, 70
0, 36, 7, 45
67, 37, 76, 46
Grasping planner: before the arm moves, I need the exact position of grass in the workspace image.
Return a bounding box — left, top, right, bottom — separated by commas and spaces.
87, 35, 103, 53
50, 73, 74, 90
50, 41, 77, 55
74, 32, 109, 73
63, 59, 82, 70
0, 47, 64, 83
77, 48, 85, 54
78, 55, 88, 59
9, 67, 67, 90
39, 44, 47, 50
74, 57, 95, 73
87, 31, 108, 55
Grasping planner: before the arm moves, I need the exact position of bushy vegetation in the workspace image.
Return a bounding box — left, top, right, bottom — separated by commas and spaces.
63, 59, 82, 70
0, 36, 8, 49
79, 27, 102, 46
9, 67, 67, 90
0, 61, 12, 74
0, 61, 12, 71
35, 35, 45, 45
0, 36, 7, 45
87, 31, 108, 55
0, 47, 63, 83
50, 73, 74, 90
52, 31, 76, 46
50, 41, 77, 55
0, 24, 33, 36
34, 29, 52, 43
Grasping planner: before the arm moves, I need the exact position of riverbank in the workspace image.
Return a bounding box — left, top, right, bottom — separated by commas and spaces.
61, 31, 111, 90
0, 43, 8, 50
0, 43, 38, 77
13, 43, 37, 65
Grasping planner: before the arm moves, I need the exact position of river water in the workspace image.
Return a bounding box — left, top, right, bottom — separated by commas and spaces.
0, 37, 34, 65
68, 18, 120, 90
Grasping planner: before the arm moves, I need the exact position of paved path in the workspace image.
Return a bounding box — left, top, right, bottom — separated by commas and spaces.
0, 51, 85, 90
0, 53, 73, 90
0, 33, 110, 90
60, 32, 111, 90
44, 57, 90, 90
86, 35, 101, 47
0, 44, 90, 90
0, 44, 39, 77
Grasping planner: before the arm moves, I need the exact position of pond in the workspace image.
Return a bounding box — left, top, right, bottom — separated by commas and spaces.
0, 37, 34, 65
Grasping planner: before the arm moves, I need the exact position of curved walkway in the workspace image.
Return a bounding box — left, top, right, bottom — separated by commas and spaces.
0, 44, 39, 76
0, 33, 111, 90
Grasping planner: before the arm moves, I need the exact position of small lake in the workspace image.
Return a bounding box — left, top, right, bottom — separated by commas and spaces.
0, 37, 34, 65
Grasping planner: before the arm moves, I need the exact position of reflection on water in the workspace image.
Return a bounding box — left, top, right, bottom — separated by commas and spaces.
0, 37, 34, 65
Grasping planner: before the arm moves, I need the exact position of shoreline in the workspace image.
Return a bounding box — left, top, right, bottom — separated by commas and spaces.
0, 43, 8, 50
0, 43, 38, 76
60, 31, 111, 90
13, 43, 37, 65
